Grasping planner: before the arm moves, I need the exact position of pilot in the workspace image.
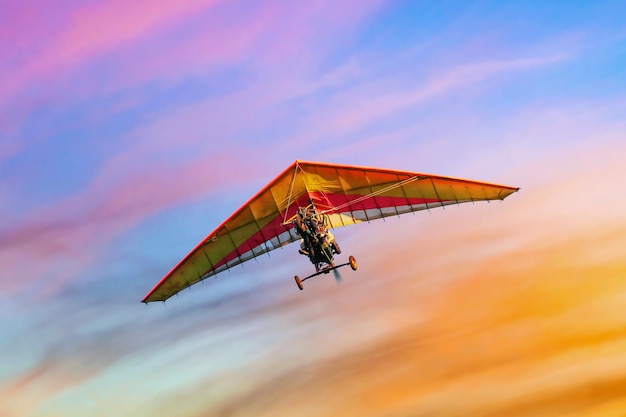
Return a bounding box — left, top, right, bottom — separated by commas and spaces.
294, 208, 313, 256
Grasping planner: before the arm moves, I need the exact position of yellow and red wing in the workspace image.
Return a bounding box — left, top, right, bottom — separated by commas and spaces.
142, 160, 519, 302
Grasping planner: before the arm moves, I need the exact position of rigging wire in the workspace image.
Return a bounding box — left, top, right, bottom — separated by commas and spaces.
321, 175, 423, 214
283, 161, 301, 225
282, 165, 424, 223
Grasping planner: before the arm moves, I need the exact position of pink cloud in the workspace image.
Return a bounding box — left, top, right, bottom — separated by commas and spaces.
1, 0, 224, 141
0, 0, 233, 140
58, 0, 219, 60
1, 0, 388, 139
82, 0, 388, 95
2, 0, 389, 114
0, 147, 264, 298
2, 0, 221, 87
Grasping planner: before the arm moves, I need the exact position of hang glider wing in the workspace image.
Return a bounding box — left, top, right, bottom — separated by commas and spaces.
142, 160, 519, 302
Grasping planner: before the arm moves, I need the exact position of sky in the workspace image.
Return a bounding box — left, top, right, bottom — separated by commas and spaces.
1, 0, 626, 416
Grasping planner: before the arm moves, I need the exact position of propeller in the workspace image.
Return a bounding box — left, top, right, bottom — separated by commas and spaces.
333, 268, 343, 284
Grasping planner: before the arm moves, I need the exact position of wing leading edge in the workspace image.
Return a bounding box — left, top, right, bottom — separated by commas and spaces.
142, 160, 519, 302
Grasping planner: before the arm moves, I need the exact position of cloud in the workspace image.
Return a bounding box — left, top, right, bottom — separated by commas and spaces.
147, 211, 625, 417
1, 0, 221, 95
2, 32, 345, 294
3, 122, 625, 417
0, 0, 221, 154
191, 142, 626, 416
0, 0, 388, 154
271, 51, 568, 163
3, 4, 626, 416
0, 147, 264, 298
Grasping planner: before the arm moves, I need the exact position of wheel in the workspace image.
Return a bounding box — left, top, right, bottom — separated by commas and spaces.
348, 255, 358, 271
294, 275, 304, 290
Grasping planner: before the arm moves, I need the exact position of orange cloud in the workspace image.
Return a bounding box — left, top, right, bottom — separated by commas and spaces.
195, 205, 626, 416
181, 138, 626, 416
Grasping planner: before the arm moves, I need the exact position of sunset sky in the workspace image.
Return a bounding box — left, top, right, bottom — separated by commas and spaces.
2, 1, 626, 416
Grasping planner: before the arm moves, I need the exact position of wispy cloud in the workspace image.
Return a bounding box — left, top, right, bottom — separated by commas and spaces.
1, 0, 221, 96
0, 148, 262, 298
271, 51, 568, 163
3, 3, 626, 417
0, 0, 387, 153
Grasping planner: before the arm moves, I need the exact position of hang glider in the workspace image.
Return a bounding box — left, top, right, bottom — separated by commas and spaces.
142, 160, 519, 302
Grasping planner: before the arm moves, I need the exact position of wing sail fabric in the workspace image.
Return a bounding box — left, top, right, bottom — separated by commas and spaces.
142, 160, 519, 302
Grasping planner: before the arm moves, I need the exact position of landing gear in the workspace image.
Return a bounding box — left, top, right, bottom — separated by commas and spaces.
294, 256, 358, 290
349, 255, 357, 271
331, 241, 341, 255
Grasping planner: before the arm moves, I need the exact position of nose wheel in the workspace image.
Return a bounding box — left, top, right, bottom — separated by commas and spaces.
294, 256, 358, 290
349, 255, 358, 271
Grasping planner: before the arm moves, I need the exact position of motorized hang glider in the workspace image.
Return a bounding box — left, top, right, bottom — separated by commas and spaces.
142, 160, 519, 303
